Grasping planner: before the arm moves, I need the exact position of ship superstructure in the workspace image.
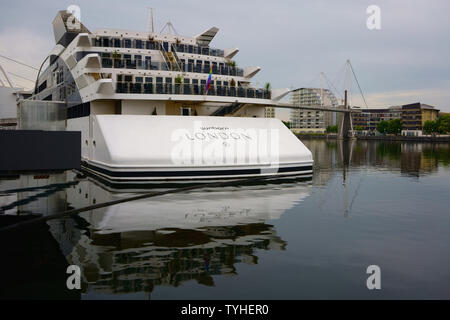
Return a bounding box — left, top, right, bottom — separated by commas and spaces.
26, 10, 313, 182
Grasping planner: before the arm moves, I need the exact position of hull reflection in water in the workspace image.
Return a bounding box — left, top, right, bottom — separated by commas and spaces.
48, 173, 312, 297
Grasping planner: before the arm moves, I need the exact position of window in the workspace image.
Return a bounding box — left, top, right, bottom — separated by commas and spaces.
135, 39, 143, 49
124, 75, 132, 82
184, 78, 190, 84
192, 79, 198, 84
124, 39, 132, 48
117, 75, 123, 82
145, 77, 153, 83
181, 107, 191, 116
156, 77, 163, 83
165, 77, 172, 84
135, 77, 143, 83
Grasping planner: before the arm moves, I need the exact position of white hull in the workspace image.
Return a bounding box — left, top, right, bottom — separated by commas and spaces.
69, 115, 314, 182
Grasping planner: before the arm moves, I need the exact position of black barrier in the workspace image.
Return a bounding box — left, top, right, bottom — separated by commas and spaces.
0, 130, 81, 172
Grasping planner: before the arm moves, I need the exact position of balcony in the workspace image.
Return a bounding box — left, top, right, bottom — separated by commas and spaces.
101, 58, 244, 76
115, 82, 271, 99
93, 37, 225, 58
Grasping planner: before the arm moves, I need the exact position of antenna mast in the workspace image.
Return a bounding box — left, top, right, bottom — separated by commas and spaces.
147, 8, 155, 33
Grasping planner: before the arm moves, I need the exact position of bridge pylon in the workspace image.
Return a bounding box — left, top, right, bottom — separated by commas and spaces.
337, 89, 354, 140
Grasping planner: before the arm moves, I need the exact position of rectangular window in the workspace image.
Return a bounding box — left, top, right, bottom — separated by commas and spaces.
135, 39, 143, 49
135, 77, 143, 83
145, 77, 153, 83
184, 78, 190, 84
156, 77, 163, 83
113, 39, 121, 48
124, 39, 132, 48
117, 75, 123, 82
181, 107, 191, 116
124, 75, 132, 82
192, 79, 198, 84
165, 77, 172, 84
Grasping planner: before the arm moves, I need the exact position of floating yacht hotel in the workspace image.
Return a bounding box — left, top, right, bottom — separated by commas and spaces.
27, 10, 313, 182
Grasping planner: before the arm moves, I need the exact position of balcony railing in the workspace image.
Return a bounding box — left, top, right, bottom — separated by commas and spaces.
93, 37, 225, 58
115, 82, 271, 99
102, 58, 244, 77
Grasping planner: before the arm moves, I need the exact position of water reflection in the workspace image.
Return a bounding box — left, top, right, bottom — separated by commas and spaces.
45, 174, 311, 297
1, 140, 450, 299
304, 139, 450, 178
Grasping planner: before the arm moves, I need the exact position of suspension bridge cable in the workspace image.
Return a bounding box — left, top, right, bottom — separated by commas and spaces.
323, 73, 343, 101
7, 71, 35, 83
0, 54, 39, 71
349, 61, 369, 109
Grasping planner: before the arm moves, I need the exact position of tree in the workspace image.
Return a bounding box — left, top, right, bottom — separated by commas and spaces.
227, 60, 237, 68
265, 82, 271, 91
437, 114, 450, 134
326, 125, 338, 133
282, 121, 291, 129
112, 50, 121, 60
354, 125, 364, 132
175, 75, 183, 84
387, 119, 402, 135
423, 120, 438, 135
377, 120, 389, 134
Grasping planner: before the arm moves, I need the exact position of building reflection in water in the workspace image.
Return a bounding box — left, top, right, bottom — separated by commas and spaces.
303, 139, 449, 178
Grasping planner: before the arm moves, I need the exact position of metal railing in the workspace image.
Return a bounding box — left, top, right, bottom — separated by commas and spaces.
115, 82, 271, 99
101, 58, 244, 76
93, 37, 225, 58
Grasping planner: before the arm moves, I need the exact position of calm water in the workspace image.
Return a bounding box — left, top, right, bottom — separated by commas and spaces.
1, 140, 450, 300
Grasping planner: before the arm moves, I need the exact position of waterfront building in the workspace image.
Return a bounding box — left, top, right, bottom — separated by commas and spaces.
351, 106, 402, 131
290, 88, 339, 133
264, 106, 275, 118
351, 102, 439, 135
401, 103, 439, 136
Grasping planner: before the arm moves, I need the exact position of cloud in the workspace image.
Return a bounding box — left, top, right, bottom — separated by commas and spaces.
0, 0, 448, 113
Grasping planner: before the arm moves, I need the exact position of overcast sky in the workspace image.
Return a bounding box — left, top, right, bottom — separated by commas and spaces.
0, 0, 449, 119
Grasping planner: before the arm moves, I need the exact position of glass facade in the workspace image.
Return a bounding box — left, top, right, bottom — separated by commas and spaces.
115, 82, 271, 99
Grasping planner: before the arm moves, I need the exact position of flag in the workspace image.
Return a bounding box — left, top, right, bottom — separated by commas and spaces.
205, 65, 213, 93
